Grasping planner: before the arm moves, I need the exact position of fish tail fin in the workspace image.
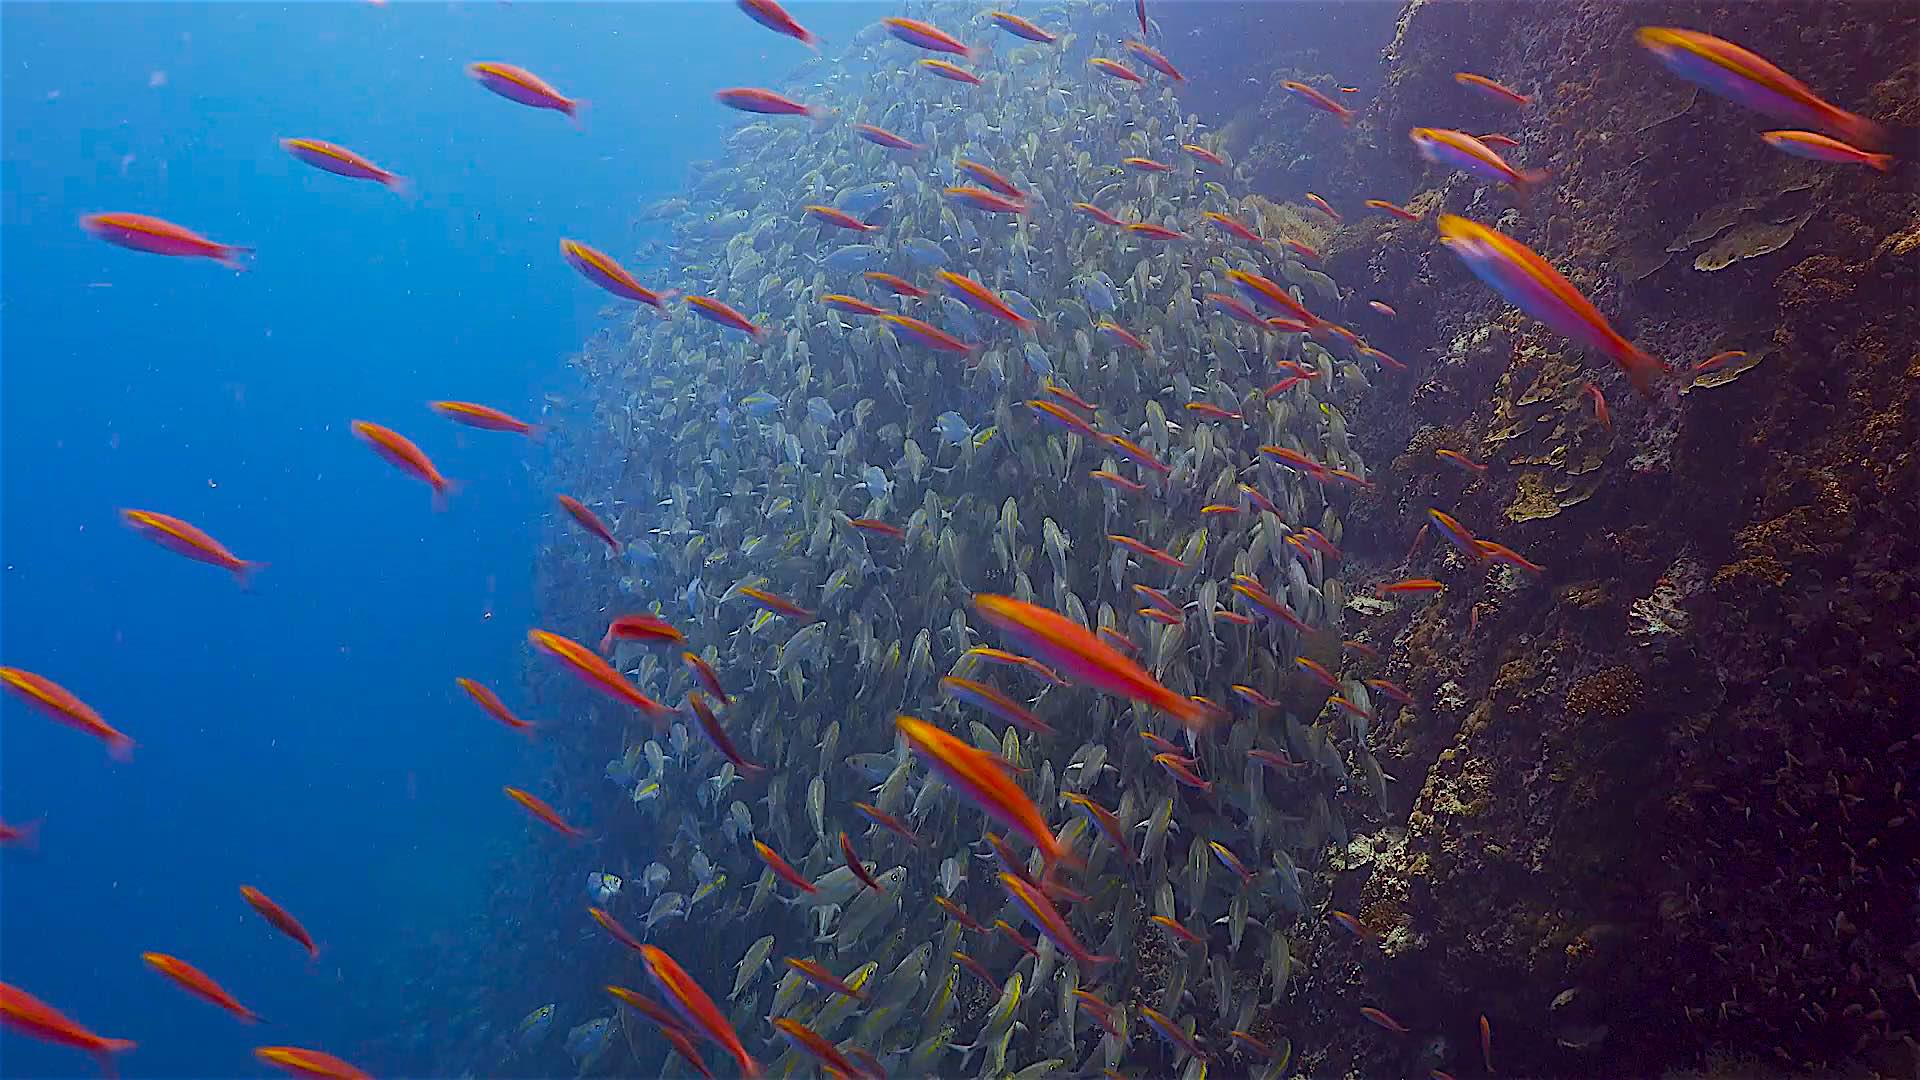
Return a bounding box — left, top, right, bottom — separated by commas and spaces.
1514, 167, 1551, 207
234, 560, 268, 591
1833, 109, 1890, 152
799, 28, 821, 53
566, 99, 589, 130
808, 106, 837, 133
95, 1041, 135, 1079
1868, 151, 1896, 173
219, 246, 255, 272
108, 736, 136, 763
433, 478, 462, 512
1616, 343, 1668, 400
385, 174, 414, 202
525, 424, 548, 444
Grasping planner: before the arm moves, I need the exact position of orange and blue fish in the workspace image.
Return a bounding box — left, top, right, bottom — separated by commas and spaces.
1203, 211, 1266, 246
430, 400, 543, 439
642, 947, 760, 1078
1061, 793, 1135, 861
505, 786, 582, 838
737, 585, 816, 622
803, 205, 877, 232
956, 159, 1026, 200
241, 885, 318, 958
1366, 198, 1422, 222
736, 0, 817, 50
1096, 321, 1149, 351
1761, 130, 1893, 171
1104, 435, 1170, 475
682, 651, 728, 703
783, 956, 866, 999
714, 86, 820, 121
687, 691, 762, 776
1636, 27, 1884, 149
82, 212, 250, 269
1121, 156, 1172, 173
999, 871, 1114, 969
944, 185, 1025, 214
1108, 533, 1183, 568
1073, 202, 1128, 226
973, 595, 1212, 728
528, 628, 675, 724
0, 667, 132, 759
919, 58, 983, 85
1124, 40, 1183, 81
753, 841, 817, 894
685, 295, 765, 340
1455, 71, 1531, 106
0, 982, 137, 1073
280, 138, 406, 194
561, 238, 675, 308
989, 11, 1055, 44
1283, 80, 1353, 124
457, 677, 535, 734
938, 271, 1033, 330
1437, 214, 1667, 396
882, 16, 977, 59
599, 613, 684, 652
896, 714, 1075, 868
941, 676, 1055, 735
773, 1018, 866, 1079
1089, 58, 1145, 84
255, 1046, 373, 1079
1410, 128, 1548, 198
142, 953, 260, 1023
121, 509, 264, 587
853, 123, 921, 153
468, 62, 581, 120
863, 271, 927, 299
1182, 143, 1226, 166
853, 801, 919, 844
1126, 221, 1187, 242
557, 494, 619, 550
590, 905, 646, 953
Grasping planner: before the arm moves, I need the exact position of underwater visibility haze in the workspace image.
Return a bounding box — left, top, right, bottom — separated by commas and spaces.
2, 1, 1915, 1078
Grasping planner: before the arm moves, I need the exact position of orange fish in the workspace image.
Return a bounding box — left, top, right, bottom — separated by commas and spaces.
643, 946, 760, 1077
820, 294, 890, 317
935, 897, 985, 933
1455, 71, 1531, 105
863, 271, 926, 298
1075, 990, 1122, 1036
685, 295, 765, 340
1044, 381, 1097, 412
737, 0, 818, 49
853, 801, 919, 844
1073, 202, 1128, 226
589, 905, 646, 953
1285, 238, 1321, 264
429, 400, 543, 439
456, 678, 535, 734
773, 1018, 866, 1078
973, 595, 1212, 727
941, 676, 1056, 735
1202, 211, 1267, 246
803, 204, 877, 232
995, 920, 1039, 960
599, 613, 684, 653
1477, 132, 1522, 149
1123, 40, 1184, 81
1481, 1013, 1495, 1073
0, 982, 136, 1072
1760, 130, 1893, 171
1088, 469, 1145, 494
1692, 350, 1748, 374
1294, 656, 1341, 691
1028, 398, 1102, 440
528, 628, 675, 724
1121, 156, 1172, 173
1148, 913, 1203, 945
557, 494, 619, 550
1283, 80, 1353, 124
839, 831, 885, 892
1096, 321, 1150, 352
956, 159, 1026, 200
881, 313, 975, 353
1365, 198, 1422, 222
1636, 27, 1884, 150
853, 123, 921, 153
1435, 448, 1487, 475
754, 840, 818, 894
255, 1046, 373, 1080
1360, 1006, 1410, 1034
561, 238, 675, 308
784, 957, 867, 999
505, 786, 582, 837
952, 950, 1000, 987
846, 517, 904, 539
714, 86, 821, 120
682, 651, 728, 703
999, 871, 1114, 969
962, 646, 1065, 685
240, 886, 318, 958
280, 138, 407, 194
0, 667, 132, 760
1126, 222, 1188, 241
604, 985, 687, 1035
81, 212, 251, 270
142, 953, 259, 1023
988, 11, 1056, 44
1438, 214, 1666, 396
896, 714, 1074, 868
1182, 143, 1226, 166
121, 509, 265, 586
1369, 300, 1399, 317
351, 420, 455, 509
1305, 192, 1343, 221
1476, 540, 1545, 575
1410, 127, 1548, 198
1366, 678, 1416, 706
882, 16, 978, 58
468, 61, 581, 120
687, 691, 762, 776
1108, 533, 1185, 569
1377, 578, 1445, 596
938, 271, 1033, 330
1226, 268, 1320, 326
1584, 382, 1611, 429
1105, 434, 1170, 474
737, 585, 816, 622
1089, 57, 1145, 84
944, 185, 1023, 213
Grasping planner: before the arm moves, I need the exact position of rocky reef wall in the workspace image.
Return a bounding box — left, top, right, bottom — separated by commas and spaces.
1243, 1, 1917, 1075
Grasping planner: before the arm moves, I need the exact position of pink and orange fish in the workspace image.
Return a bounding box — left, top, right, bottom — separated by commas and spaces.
468, 62, 581, 120
82, 213, 250, 269
280, 138, 406, 194
0, 667, 132, 759
561, 238, 675, 308
736, 0, 817, 50
430, 400, 543, 439
142, 953, 259, 1023
122, 509, 264, 586
974, 595, 1212, 727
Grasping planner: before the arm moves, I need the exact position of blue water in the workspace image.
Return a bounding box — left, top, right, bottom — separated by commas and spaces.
0, 3, 870, 1075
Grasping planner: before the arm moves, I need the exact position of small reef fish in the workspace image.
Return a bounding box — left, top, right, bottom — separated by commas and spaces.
882, 17, 978, 59
804, 204, 877, 232
1437, 214, 1666, 396
505, 786, 583, 838
974, 595, 1212, 727
737, 585, 816, 621
853, 124, 920, 153
1089, 58, 1145, 84
0, 982, 137, 1072
713, 87, 819, 122
351, 420, 455, 508
920, 59, 984, 86
468, 61, 580, 119
142, 953, 260, 1022
240, 886, 318, 958
1283, 80, 1353, 124
0, 667, 132, 759
1410, 127, 1547, 197
684, 295, 765, 340
120, 509, 263, 586
988, 11, 1055, 43
1454, 71, 1531, 105
1365, 198, 1422, 221
736, 0, 817, 50
1760, 130, 1893, 170
561, 238, 675, 308
529, 629, 675, 723
558, 494, 619, 550
895, 715, 1072, 869
429, 400, 542, 439
280, 138, 406, 193
599, 613, 684, 652
1124, 40, 1184, 81
456, 678, 535, 733
82, 212, 250, 269
1635, 26, 1884, 149
254, 1046, 373, 1080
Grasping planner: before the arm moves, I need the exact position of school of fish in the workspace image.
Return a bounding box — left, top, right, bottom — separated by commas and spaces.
2, 1, 1896, 1078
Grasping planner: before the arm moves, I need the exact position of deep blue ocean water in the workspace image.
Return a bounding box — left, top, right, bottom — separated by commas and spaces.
0, 3, 871, 1075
